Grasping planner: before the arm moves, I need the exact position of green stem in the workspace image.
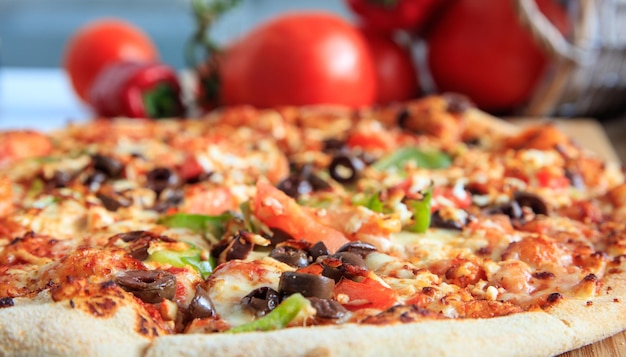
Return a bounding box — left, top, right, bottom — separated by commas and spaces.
143, 83, 181, 119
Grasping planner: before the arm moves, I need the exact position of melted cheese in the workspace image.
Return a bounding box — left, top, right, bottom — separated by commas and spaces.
206, 259, 294, 328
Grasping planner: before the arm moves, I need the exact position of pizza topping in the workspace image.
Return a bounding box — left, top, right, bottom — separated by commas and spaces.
278, 272, 335, 299
403, 187, 432, 233
96, 192, 131, 212
320, 252, 369, 282
309, 241, 330, 261
147, 241, 213, 279
513, 191, 549, 217
372, 147, 452, 171
333, 277, 398, 311
84, 171, 108, 191
328, 154, 365, 184
116, 269, 177, 304
227, 293, 314, 334
145, 167, 180, 195
269, 245, 309, 268
276, 165, 331, 199
430, 209, 466, 230
253, 180, 349, 253
187, 285, 215, 320
336, 241, 378, 258
92, 153, 124, 179
0, 296, 14, 308
240, 286, 281, 317
211, 230, 257, 264
307, 297, 347, 320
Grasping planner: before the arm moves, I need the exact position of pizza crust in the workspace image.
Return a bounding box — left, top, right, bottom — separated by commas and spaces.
0, 292, 158, 357
144, 265, 626, 357
145, 310, 573, 357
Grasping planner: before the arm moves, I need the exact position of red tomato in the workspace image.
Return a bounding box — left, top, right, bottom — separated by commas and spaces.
346, 128, 395, 151
253, 181, 349, 253
426, 0, 569, 114
64, 19, 158, 102
346, 0, 448, 33
360, 29, 420, 104
218, 12, 376, 108
334, 277, 398, 311
431, 186, 472, 211
535, 167, 570, 189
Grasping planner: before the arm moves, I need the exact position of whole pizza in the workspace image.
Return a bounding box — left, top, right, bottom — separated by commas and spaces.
0, 95, 625, 356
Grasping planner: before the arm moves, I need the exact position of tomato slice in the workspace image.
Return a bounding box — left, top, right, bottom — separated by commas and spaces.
334, 277, 397, 311
536, 167, 570, 189
182, 186, 235, 216
346, 130, 395, 152
253, 181, 349, 253
432, 186, 472, 211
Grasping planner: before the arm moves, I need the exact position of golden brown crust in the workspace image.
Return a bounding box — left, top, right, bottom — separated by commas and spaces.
145, 264, 626, 357
0, 292, 163, 357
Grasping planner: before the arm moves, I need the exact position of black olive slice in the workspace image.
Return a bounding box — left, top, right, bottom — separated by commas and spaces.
92, 154, 123, 178
241, 287, 281, 317
153, 188, 185, 213
269, 246, 309, 268
396, 108, 411, 129
96, 192, 131, 212
308, 297, 347, 319
328, 155, 364, 184
116, 270, 176, 304
483, 200, 523, 220
336, 241, 377, 258
0, 297, 14, 308
116, 230, 147, 242
309, 241, 330, 261
277, 176, 313, 199
322, 138, 346, 153
212, 231, 255, 264
146, 167, 180, 195
332, 252, 367, 269
430, 210, 465, 230
514, 191, 549, 216
321, 252, 369, 282
278, 272, 335, 299
83, 171, 107, 191
276, 165, 331, 200
224, 232, 254, 261
266, 228, 294, 246
50, 170, 74, 188
187, 285, 215, 320
564, 168, 584, 189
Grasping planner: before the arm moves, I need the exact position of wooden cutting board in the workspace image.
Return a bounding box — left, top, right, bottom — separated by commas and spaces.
512, 119, 626, 357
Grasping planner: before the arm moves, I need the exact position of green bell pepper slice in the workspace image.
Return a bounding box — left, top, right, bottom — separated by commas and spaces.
372, 147, 452, 171
148, 245, 213, 279
405, 187, 433, 233
227, 293, 311, 333
158, 212, 232, 237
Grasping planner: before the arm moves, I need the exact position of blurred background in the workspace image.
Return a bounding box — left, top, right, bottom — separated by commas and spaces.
0, 0, 351, 69
0, 0, 625, 162
0, 0, 352, 130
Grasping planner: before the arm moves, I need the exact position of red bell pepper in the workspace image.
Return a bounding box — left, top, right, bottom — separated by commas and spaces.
88, 61, 185, 119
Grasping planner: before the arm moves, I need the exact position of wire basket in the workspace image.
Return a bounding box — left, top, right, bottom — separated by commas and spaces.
517, 0, 626, 118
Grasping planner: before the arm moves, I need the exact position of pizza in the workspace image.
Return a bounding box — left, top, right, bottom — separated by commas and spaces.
0, 94, 625, 356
